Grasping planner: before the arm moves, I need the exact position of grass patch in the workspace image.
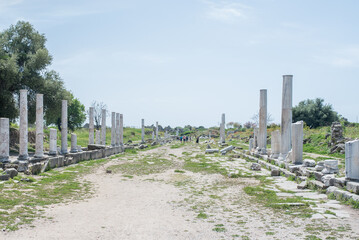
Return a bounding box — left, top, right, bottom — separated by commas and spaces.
174, 169, 185, 173
197, 212, 208, 219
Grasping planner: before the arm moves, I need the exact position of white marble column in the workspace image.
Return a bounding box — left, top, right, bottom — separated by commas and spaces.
34, 94, 44, 158
258, 89, 267, 154
119, 114, 123, 145
49, 128, 57, 155
270, 130, 280, 159
253, 128, 258, 149
156, 122, 159, 140
116, 113, 120, 146
61, 100, 68, 154
279, 75, 293, 160
0, 118, 10, 162
249, 138, 253, 151
291, 121, 303, 164
101, 109, 106, 145
345, 140, 359, 181
89, 107, 94, 145
95, 130, 100, 145
220, 113, 225, 143
141, 119, 145, 143
18, 89, 29, 160
70, 133, 78, 153
111, 112, 116, 146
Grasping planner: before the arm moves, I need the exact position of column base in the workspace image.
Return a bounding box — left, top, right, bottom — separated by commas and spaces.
18, 154, 29, 160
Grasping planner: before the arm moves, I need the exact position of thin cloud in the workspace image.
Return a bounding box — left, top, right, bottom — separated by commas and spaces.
203, 0, 250, 23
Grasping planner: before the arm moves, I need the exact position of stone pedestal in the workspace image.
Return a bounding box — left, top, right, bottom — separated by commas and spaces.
249, 138, 254, 151
116, 113, 120, 146
120, 114, 123, 145
61, 100, 68, 154
279, 75, 293, 160
156, 122, 159, 140
101, 109, 106, 145
89, 107, 94, 144
95, 130, 101, 145
111, 112, 116, 146
270, 130, 280, 159
34, 94, 44, 158
220, 113, 225, 143
49, 128, 57, 155
18, 89, 29, 160
0, 118, 10, 162
258, 89, 267, 154
141, 119, 145, 143
291, 121, 303, 164
253, 128, 258, 149
345, 140, 359, 180
70, 133, 78, 153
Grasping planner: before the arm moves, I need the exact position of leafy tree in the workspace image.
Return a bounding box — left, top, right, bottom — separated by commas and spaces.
68, 98, 86, 131
292, 98, 340, 128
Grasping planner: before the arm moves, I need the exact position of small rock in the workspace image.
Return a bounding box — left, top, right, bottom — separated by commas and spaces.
347, 181, 359, 194
4, 168, 18, 179
302, 159, 316, 167
250, 163, 261, 171
0, 174, 10, 181
321, 175, 335, 187
297, 181, 308, 189
106, 169, 112, 174
322, 160, 339, 174
207, 144, 211, 149
271, 168, 280, 176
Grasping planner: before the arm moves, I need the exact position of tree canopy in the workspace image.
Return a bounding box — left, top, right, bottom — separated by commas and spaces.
292, 98, 340, 128
0, 21, 85, 130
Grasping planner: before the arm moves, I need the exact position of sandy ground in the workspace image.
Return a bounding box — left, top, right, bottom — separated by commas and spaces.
2, 144, 359, 240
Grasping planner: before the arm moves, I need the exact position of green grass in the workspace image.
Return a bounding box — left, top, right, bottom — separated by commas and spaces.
243, 186, 313, 217
0, 158, 108, 231
197, 212, 208, 219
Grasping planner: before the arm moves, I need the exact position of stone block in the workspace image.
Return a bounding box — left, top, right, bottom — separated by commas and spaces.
87, 144, 106, 150
314, 171, 324, 181
4, 168, 18, 179
0, 174, 10, 181
322, 160, 339, 174
303, 159, 316, 167
205, 149, 219, 154
321, 175, 335, 187
271, 168, 280, 176
288, 165, 300, 173
347, 181, 359, 194
333, 177, 347, 188
297, 181, 307, 189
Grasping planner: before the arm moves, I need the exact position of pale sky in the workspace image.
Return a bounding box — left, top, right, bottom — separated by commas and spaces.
1, 0, 359, 128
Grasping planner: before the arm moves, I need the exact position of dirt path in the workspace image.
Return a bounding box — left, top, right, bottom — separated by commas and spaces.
2, 143, 359, 240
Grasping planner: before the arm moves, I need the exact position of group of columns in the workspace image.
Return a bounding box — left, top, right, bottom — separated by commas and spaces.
89, 108, 124, 147
0, 90, 61, 164
250, 75, 304, 164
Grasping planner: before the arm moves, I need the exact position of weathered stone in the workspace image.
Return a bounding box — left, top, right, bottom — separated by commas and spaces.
111, 112, 116, 146
30, 163, 42, 175
151, 141, 157, 146
88, 144, 106, 150
115, 113, 120, 146
321, 174, 335, 187
314, 171, 324, 181
271, 168, 280, 176
101, 109, 106, 145
248, 138, 253, 151
291, 121, 303, 164
61, 100, 68, 154
309, 180, 327, 190
250, 163, 261, 171
95, 130, 100, 145
347, 181, 359, 194
322, 160, 339, 174
333, 177, 347, 188
139, 144, 148, 149
4, 168, 18, 179
120, 114, 124, 145
345, 140, 359, 180
288, 165, 300, 173
330, 121, 343, 146
18, 161, 29, 172
141, 119, 145, 143
18, 90, 29, 160
89, 107, 95, 144
0, 174, 10, 181
207, 144, 211, 149
34, 94, 44, 158
205, 149, 219, 154
220, 145, 234, 154
303, 159, 316, 167
258, 89, 267, 154
270, 130, 280, 159
297, 181, 307, 189
70, 133, 78, 153
253, 128, 258, 149
220, 114, 225, 143
49, 128, 57, 155
0, 118, 10, 163
279, 75, 293, 161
